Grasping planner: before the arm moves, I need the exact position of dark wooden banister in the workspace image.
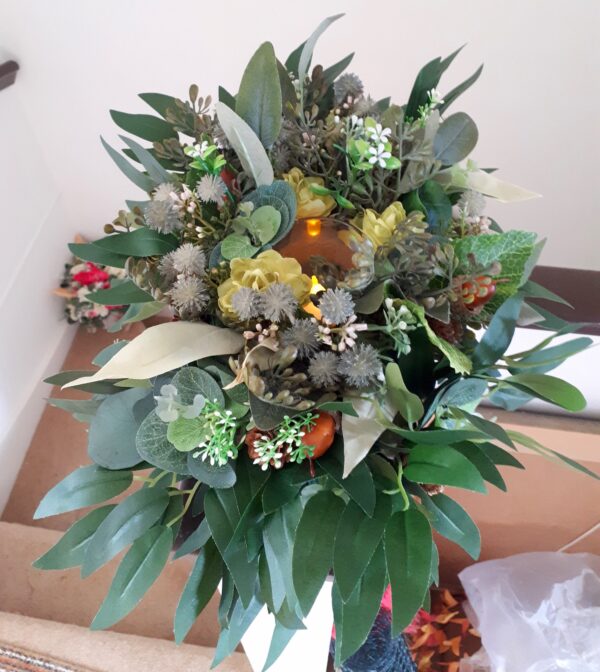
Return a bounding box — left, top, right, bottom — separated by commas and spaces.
0, 61, 19, 91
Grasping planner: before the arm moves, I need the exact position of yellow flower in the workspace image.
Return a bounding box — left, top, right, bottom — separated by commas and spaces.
283, 167, 336, 219
218, 250, 312, 319
353, 202, 407, 248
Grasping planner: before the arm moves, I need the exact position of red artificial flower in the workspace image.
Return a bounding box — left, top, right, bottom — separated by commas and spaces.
73, 262, 110, 287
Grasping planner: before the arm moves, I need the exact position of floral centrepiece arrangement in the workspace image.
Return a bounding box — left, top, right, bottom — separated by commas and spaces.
36, 15, 595, 670
54, 237, 127, 331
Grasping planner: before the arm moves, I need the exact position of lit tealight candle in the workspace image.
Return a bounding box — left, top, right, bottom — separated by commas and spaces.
303, 275, 325, 320
305, 218, 322, 237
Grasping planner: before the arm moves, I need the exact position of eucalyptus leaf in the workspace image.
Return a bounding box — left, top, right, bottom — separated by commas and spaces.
33, 506, 115, 569
174, 539, 223, 644
101, 136, 154, 193
82, 487, 170, 576
221, 234, 259, 260
89, 388, 150, 469
34, 466, 132, 519
138, 92, 179, 118
137, 410, 190, 474
120, 135, 174, 185
91, 525, 173, 629
297, 14, 345, 86
187, 454, 237, 489
171, 366, 224, 406
434, 112, 478, 165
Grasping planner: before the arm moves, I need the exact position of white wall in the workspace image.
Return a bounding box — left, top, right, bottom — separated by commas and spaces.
0, 1, 598, 508
0, 81, 75, 512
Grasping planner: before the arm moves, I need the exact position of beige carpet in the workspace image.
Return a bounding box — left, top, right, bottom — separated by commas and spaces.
0, 614, 250, 672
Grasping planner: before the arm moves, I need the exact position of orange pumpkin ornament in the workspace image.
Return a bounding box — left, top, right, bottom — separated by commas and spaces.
301, 411, 336, 459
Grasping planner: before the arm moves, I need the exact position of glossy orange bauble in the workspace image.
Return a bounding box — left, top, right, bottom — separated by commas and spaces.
302, 412, 336, 459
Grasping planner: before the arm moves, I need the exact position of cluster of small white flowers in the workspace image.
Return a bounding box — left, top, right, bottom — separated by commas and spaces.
318, 314, 369, 352
169, 184, 198, 215
242, 322, 279, 343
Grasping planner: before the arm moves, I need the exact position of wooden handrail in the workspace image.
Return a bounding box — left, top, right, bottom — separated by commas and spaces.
529, 265, 600, 335
0, 61, 19, 91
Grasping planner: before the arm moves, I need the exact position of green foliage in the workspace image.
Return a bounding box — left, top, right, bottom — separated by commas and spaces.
68, 242, 128, 268
333, 543, 387, 665
110, 110, 177, 142
89, 388, 150, 469
221, 205, 281, 260
434, 112, 478, 165
136, 410, 191, 474
107, 302, 165, 333
86, 279, 155, 306
404, 444, 486, 492
101, 136, 154, 193
92, 525, 173, 629
385, 362, 424, 427
120, 135, 174, 185
242, 181, 297, 247
506, 337, 592, 375
92, 341, 129, 366
171, 366, 224, 406
174, 539, 223, 644
333, 496, 391, 601
297, 14, 345, 90
138, 92, 179, 118
236, 42, 282, 148
94, 228, 177, 258
82, 487, 169, 577
472, 293, 524, 369
215, 102, 274, 186
384, 508, 433, 636
419, 490, 480, 559
33, 506, 115, 569
455, 230, 537, 309
292, 490, 345, 616
187, 454, 237, 488
46, 397, 103, 423
173, 518, 211, 560
405, 46, 463, 120
503, 373, 586, 412
34, 466, 132, 519
438, 64, 484, 114
317, 443, 376, 516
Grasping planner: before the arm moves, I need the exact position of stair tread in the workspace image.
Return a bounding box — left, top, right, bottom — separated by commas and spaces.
0, 612, 250, 672
0, 521, 221, 648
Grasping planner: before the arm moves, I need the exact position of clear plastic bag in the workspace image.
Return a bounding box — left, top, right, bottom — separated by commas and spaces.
459, 552, 600, 672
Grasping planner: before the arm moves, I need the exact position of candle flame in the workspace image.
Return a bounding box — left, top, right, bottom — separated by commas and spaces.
306, 218, 322, 237
310, 275, 326, 294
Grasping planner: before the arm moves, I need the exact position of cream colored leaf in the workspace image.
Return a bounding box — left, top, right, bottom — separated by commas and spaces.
63, 322, 244, 389
342, 396, 393, 478
467, 169, 540, 203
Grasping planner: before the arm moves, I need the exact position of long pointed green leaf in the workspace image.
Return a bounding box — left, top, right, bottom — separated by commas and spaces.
110, 110, 176, 142
438, 64, 483, 114
292, 490, 345, 616
119, 135, 173, 185
384, 508, 432, 637
322, 52, 354, 85
34, 466, 132, 519
174, 539, 222, 644
138, 92, 179, 119
504, 373, 586, 412
82, 487, 169, 577
92, 525, 173, 629
33, 506, 115, 569
298, 14, 345, 84
101, 136, 154, 192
